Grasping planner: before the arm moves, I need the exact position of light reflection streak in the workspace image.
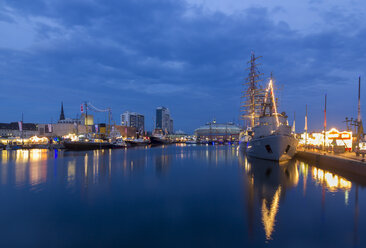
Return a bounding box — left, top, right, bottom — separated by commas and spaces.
1, 150, 9, 165
84, 153, 88, 178
67, 160, 76, 186
312, 167, 352, 192
261, 187, 281, 241
15, 161, 26, 186
240, 154, 300, 242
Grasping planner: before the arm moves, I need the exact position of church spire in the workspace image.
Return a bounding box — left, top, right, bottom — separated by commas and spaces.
59, 102, 65, 120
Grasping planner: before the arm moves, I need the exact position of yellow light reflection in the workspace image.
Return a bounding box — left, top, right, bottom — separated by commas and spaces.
261, 187, 282, 240
312, 167, 352, 192
1, 150, 9, 165
67, 161, 76, 185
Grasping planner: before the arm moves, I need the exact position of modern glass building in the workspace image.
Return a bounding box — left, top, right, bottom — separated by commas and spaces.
156, 106, 173, 134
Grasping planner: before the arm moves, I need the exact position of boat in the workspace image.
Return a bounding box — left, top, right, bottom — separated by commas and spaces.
125, 138, 149, 147
5, 143, 22, 150
111, 138, 128, 149
240, 76, 298, 161
63, 140, 114, 150
150, 129, 170, 145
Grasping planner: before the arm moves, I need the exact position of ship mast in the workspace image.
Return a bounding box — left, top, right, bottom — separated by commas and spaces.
241, 52, 265, 127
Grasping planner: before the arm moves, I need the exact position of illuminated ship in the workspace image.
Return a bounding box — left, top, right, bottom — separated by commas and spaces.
240, 76, 298, 161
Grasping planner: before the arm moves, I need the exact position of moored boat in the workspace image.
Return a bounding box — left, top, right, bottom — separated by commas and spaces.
63, 140, 114, 150
125, 138, 149, 147
150, 129, 170, 145
111, 138, 128, 149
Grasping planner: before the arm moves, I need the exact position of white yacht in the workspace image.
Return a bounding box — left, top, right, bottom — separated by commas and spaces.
240, 78, 298, 161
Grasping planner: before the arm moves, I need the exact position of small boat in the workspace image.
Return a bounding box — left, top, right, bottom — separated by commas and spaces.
111, 138, 128, 149
185, 140, 197, 144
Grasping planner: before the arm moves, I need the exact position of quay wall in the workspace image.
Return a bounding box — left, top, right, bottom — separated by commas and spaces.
296, 151, 366, 185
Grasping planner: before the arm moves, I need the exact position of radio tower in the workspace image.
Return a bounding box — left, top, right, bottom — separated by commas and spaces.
241, 52, 265, 127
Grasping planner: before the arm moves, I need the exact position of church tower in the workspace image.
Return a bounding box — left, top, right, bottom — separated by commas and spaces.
59, 102, 65, 121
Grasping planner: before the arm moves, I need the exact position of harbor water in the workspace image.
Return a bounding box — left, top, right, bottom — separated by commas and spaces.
0, 145, 365, 247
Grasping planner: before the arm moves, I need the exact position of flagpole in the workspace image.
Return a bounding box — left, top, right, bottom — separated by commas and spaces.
324, 94, 327, 151
305, 104, 308, 147
21, 112, 24, 141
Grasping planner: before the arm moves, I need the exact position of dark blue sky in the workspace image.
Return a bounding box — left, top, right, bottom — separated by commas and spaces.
1, 0, 366, 133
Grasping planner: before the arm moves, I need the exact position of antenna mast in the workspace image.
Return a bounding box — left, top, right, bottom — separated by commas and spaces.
357, 76, 364, 141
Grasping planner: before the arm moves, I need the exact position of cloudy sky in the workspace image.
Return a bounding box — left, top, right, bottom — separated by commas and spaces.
1, 0, 366, 132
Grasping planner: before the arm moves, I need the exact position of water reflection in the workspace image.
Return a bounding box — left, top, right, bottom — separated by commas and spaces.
240, 155, 299, 241
311, 167, 352, 192
0, 146, 363, 247
239, 153, 355, 243
0, 147, 183, 189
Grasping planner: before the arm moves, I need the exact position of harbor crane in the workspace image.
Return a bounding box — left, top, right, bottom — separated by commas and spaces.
82, 102, 113, 136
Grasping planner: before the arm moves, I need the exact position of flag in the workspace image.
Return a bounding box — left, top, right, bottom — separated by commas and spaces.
81, 104, 84, 113
18, 121, 22, 131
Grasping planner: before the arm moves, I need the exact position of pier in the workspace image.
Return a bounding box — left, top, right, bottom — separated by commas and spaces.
296, 148, 366, 186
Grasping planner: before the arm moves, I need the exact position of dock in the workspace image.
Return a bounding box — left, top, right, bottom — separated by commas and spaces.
295, 149, 366, 186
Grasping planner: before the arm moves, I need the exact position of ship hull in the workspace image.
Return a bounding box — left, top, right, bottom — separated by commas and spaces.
63, 141, 113, 150
244, 135, 298, 161
126, 140, 149, 147
150, 136, 169, 145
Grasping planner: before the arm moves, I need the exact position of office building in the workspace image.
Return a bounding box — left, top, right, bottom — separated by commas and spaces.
156, 106, 173, 134
120, 111, 145, 132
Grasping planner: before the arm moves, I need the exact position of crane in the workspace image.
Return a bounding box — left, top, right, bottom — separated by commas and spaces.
82, 102, 113, 137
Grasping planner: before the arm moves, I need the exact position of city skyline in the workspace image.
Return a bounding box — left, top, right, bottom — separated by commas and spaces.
1, 0, 366, 133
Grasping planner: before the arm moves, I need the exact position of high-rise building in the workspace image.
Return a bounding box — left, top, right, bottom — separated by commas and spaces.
121, 111, 145, 132
156, 106, 173, 134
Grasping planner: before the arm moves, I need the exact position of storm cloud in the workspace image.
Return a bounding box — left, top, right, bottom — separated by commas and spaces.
0, 0, 365, 132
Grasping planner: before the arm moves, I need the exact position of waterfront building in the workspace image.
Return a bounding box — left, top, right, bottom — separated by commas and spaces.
194, 120, 241, 142
0, 122, 38, 138
115, 125, 138, 139
38, 123, 91, 137
299, 128, 353, 151
156, 106, 173, 134
58, 118, 82, 124
80, 113, 94, 125
120, 111, 145, 132
57, 102, 82, 124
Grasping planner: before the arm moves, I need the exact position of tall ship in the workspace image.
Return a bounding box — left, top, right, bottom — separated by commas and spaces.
240, 53, 298, 161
